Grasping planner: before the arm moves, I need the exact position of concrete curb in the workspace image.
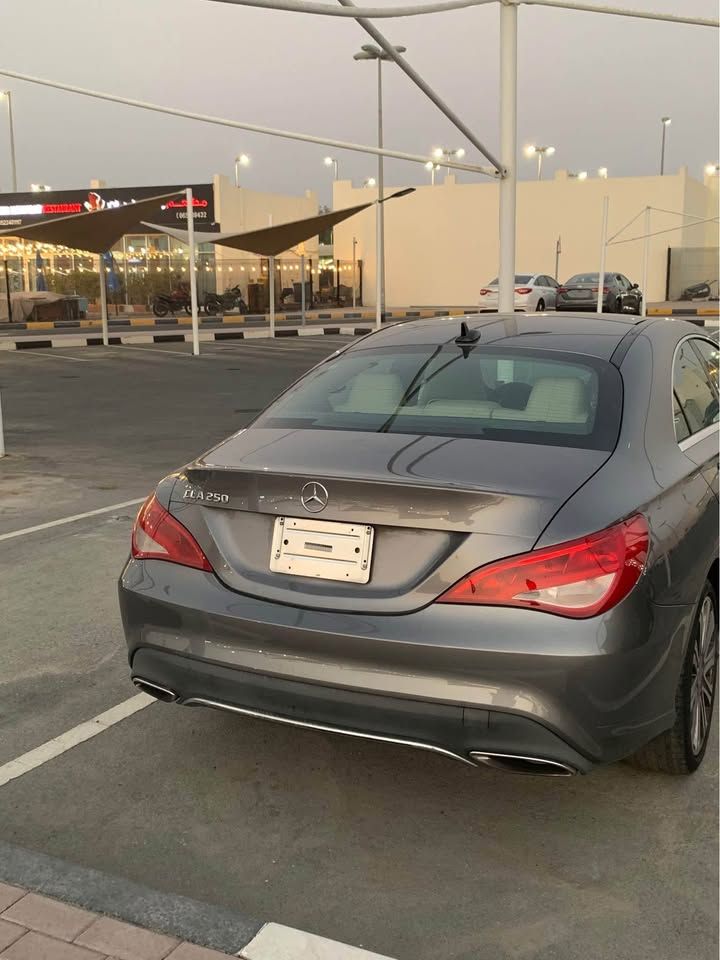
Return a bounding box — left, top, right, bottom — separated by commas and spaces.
0, 325, 374, 351
0, 842, 396, 960
1, 308, 473, 333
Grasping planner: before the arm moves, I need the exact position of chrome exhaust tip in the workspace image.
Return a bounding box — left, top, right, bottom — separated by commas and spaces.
469, 751, 576, 777
132, 677, 178, 703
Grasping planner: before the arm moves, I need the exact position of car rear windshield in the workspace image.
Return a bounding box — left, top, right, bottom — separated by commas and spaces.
566, 274, 602, 284
254, 343, 623, 450
486, 275, 533, 285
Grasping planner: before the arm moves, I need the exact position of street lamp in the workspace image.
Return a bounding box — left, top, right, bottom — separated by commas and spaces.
234, 153, 250, 188
323, 156, 338, 180
31, 183, 52, 192
0, 91, 17, 192
353, 42, 406, 328
569, 170, 588, 180
524, 144, 555, 180
705, 163, 720, 176
660, 117, 671, 175
431, 146, 466, 180
597, 167, 608, 179
363, 177, 377, 187
425, 160, 441, 186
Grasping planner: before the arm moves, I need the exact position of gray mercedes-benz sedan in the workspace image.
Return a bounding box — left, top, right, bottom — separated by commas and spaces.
119, 313, 719, 776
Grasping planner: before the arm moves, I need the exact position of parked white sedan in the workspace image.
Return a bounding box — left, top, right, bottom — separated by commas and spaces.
479, 274, 559, 312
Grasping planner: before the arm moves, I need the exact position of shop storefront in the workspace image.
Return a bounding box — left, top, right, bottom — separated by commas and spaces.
0, 183, 218, 305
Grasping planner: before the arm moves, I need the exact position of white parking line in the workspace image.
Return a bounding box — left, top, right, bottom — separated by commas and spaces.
0, 497, 145, 543
21, 351, 93, 362
240, 923, 396, 960
0, 694, 155, 788
112, 344, 193, 358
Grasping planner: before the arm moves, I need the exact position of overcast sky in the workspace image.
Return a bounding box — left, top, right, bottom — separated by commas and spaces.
1, 0, 717, 204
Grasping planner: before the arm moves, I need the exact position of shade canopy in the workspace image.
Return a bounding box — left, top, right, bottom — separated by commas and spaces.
143, 188, 416, 257
0, 192, 183, 253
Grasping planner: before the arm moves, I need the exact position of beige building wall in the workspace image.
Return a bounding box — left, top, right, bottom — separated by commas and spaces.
332, 168, 718, 307
212, 175, 319, 259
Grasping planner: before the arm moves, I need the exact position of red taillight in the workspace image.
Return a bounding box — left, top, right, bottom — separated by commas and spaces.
479, 288, 491, 296
557, 286, 567, 294
437, 515, 648, 618
591, 287, 610, 294
131, 495, 213, 572
515, 287, 532, 295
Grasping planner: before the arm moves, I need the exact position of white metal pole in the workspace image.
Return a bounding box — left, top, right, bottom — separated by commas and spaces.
498, 0, 517, 315
377, 56, 386, 326
597, 195, 609, 313
186, 187, 200, 356
641, 205, 650, 317
98, 254, 109, 347
300, 253, 306, 325
352, 237, 357, 307
0, 391, 5, 459
6, 91, 17, 192
269, 255, 276, 336
537, 151, 542, 181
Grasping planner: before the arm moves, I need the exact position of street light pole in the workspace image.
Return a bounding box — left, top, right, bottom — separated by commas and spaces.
234, 153, 250, 187
524, 144, 555, 181
660, 117, 671, 175
1, 91, 17, 192
354, 43, 405, 329
323, 156, 338, 179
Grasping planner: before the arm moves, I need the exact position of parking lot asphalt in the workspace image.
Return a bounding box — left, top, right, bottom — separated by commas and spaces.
0, 337, 717, 960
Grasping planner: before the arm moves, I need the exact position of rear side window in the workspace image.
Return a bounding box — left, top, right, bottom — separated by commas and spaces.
692, 338, 719, 394
255, 343, 623, 450
673, 340, 719, 439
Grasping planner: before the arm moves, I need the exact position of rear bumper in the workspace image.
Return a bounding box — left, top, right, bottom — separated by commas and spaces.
119, 559, 692, 774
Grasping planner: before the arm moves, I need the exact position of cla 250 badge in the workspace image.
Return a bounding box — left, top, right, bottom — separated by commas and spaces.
183, 488, 229, 503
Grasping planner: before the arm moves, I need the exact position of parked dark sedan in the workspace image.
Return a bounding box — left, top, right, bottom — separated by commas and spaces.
557, 272, 643, 314
120, 314, 718, 777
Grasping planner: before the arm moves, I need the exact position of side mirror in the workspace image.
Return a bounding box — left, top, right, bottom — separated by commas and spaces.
630, 283, 639, 289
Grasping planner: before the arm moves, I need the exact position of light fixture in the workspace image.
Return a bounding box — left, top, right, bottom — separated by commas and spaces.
524, 145, 556, 179
662, 116, 672, 126
363, 177, 377, 187
30, 183, 52, 192
569, 170, 588, 180
705, 163, 720, 176
598, 167, 608, 179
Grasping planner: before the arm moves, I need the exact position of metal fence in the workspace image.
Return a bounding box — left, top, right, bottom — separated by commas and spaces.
666, 246, 720, 301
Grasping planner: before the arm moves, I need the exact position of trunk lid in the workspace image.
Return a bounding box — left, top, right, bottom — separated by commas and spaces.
169, 428, 610, 614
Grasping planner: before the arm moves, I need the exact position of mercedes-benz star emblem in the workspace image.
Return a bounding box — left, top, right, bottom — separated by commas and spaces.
300, 481, 329, 513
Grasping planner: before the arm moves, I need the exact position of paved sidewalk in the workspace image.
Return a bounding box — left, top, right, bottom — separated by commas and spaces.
0, 883, 232, 960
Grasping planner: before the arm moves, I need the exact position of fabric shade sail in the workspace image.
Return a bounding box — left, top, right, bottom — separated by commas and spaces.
0, 192, 184, 253
143, 188, 416, 256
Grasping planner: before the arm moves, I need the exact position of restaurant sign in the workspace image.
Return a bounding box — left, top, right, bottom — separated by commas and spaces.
0, 183, 218, 232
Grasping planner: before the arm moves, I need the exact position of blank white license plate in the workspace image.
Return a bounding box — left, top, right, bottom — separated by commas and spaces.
270, 516, 374, 584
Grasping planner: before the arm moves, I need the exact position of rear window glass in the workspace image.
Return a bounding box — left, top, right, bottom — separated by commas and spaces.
255, 343, 622, 450
566, 274, 602, 284
486, 275, 533, 285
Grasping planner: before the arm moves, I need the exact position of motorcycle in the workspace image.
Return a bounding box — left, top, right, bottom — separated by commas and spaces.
204, 285, 249, 316
680, 279, 719, 301
151, 288, 192, 317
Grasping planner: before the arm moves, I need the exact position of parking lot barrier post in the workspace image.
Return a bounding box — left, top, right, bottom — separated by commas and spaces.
186, 187, 200, 356
300, 254, 306, 325
269, 255, 276, 336
0, 392, 5, 458
98, 255, 109, 347
597, 195, 609, 313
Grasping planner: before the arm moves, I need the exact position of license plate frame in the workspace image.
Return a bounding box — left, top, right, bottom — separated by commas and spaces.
270, 516, 374, 584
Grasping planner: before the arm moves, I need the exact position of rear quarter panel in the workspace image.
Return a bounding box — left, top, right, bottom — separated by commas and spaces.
535, 324, 718, 608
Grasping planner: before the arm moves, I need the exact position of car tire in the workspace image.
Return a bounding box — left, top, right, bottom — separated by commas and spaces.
536, 299, 545, 312
629, 580, 718, 774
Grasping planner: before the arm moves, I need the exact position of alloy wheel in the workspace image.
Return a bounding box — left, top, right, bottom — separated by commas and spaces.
690, 595, 717, 755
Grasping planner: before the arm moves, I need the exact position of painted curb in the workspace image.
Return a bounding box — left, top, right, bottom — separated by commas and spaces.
0, 325, 375, 351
